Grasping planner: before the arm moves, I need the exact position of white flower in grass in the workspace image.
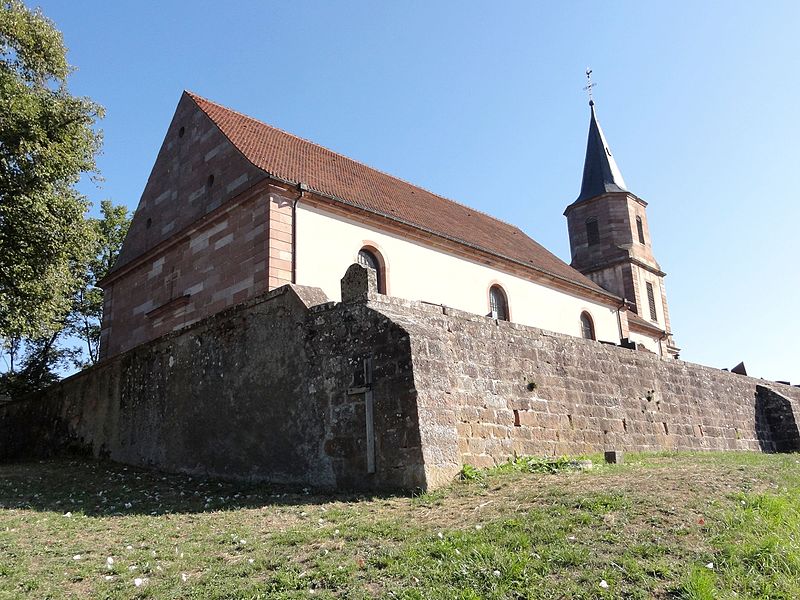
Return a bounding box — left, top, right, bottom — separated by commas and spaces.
599, 580, 609, 589
437, 532, 443, 539
126, 545, 133, 550
72, 555, 82, 560
181, 573, 188, 582
248, 558, 255, 564
106, 557, 114, 567
104, 575, 114, 581
492, 570, 501, 577
475, 524, 482, 530
706, 562, 714, 569
63, 512, 72, 518
133, 577, 144, 587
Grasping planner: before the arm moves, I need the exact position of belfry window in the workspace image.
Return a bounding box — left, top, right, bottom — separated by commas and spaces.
357, 247, 385, 293
580, 311, 595, 340
636, 216, 645, 244
489, 285, 509, 321
586, 218, 600, 246
646, 282, 658, 321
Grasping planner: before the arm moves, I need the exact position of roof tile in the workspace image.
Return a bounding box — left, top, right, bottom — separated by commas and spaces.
187, 92, 610, 296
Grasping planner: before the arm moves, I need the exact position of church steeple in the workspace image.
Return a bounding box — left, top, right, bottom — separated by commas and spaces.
577, 101, 628, 202
564, 89, 679, 359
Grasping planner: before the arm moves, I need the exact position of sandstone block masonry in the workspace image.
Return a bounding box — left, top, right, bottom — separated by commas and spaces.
2, 265, 798, 491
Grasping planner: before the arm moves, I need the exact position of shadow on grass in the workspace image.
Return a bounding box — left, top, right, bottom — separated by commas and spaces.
0, 456, 401, 518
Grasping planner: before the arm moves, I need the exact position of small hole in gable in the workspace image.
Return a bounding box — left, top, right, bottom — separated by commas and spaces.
146, 218, 152, 229
207, 174, 215, 188
178, 126, 185, 138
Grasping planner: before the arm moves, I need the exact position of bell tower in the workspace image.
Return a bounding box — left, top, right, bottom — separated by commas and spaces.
564, 97, 679, 357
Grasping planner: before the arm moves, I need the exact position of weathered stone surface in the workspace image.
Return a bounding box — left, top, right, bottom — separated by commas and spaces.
383, 296, 800, 483
2, 273, 798, 492
0, 283, 424, 491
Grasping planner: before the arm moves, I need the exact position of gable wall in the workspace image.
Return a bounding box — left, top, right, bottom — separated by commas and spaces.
113, 93, 267, 270
100, 183, 271, 358
100, 94, 271, 358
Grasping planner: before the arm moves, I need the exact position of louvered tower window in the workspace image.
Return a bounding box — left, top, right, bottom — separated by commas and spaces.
489, 285, 509, 321
357, 248, 385, 293
636, 216, 645, 244
646, 282, 658, 321
580, 312, 595, 340
586, 217, 600, 246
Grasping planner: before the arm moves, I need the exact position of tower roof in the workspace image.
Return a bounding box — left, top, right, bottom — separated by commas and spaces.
577, 101, 628, 202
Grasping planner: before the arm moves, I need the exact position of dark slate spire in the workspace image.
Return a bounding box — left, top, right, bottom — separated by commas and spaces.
577, 100, 627, 202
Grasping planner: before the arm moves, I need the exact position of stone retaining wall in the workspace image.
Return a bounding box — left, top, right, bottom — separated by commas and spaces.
374, 290, 800, 485
2, 264, 798, 491
0, 274, 425, 491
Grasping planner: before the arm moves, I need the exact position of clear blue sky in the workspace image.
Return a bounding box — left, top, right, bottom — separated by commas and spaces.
35, 1, 800, 383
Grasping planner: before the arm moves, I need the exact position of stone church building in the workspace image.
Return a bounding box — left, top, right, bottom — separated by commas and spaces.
98, 92, 678, 360
8, 92, 800, 490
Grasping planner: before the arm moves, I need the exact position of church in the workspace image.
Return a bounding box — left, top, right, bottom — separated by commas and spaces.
97, 91, 679, 360
11, 93, 800, 492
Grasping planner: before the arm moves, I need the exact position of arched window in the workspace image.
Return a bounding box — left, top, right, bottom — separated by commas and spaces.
636, 216, 645, 245
580, 311, 595, 340
357, 247, 385, 293
489, 285, 509, 321
586, 217, 600, 246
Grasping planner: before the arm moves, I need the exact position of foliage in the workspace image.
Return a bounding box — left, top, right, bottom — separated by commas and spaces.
0, 200, 129, 395
458, 463, 484, 482
491, 454, 588, 475
65, 200, 130, 365
0, 0, 103, 341
0, 333, 79, 397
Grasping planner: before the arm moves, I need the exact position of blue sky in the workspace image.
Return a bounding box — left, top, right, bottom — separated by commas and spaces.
34, 1, 800, 383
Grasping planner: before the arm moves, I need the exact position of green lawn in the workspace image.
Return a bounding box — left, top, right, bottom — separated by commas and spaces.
1, 451, 798, 599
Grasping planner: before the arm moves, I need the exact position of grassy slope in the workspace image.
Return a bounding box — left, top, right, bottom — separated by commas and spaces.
0, 452, 798, 599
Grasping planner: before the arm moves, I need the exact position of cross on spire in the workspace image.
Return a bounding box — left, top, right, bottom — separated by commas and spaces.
583, 68, 596, 106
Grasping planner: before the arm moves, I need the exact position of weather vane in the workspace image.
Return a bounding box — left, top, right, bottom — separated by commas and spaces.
583, 68, 596, 106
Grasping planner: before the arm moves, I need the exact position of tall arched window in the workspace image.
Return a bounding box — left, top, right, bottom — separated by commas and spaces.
357, 247, 385, 293
489, 285, 509, 321
580, 311, 595, 340
636, 216, 645, 245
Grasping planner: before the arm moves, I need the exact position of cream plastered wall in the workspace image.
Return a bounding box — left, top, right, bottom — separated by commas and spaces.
628, 330, 662, 356
295, 204, 622, 343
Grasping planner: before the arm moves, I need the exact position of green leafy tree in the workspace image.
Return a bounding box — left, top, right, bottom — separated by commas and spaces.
0, 0, 103, 341
0, 201, 130, 395
67, 200, 130, 365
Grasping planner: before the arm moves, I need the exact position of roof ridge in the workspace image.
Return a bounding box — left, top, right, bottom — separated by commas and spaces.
184, 90, 527, 234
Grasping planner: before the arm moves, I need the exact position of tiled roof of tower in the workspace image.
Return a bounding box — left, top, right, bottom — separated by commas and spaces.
187, 91, 611, 296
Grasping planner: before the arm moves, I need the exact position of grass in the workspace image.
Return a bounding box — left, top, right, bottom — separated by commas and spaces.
0, 452, 799, 599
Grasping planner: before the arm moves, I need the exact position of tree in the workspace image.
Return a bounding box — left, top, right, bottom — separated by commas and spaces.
0, 0, 103, 342
0, 200, 130, 395
66, 200, 130, 365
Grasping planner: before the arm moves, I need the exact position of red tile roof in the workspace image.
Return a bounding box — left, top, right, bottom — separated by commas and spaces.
187, 92, 613, 298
